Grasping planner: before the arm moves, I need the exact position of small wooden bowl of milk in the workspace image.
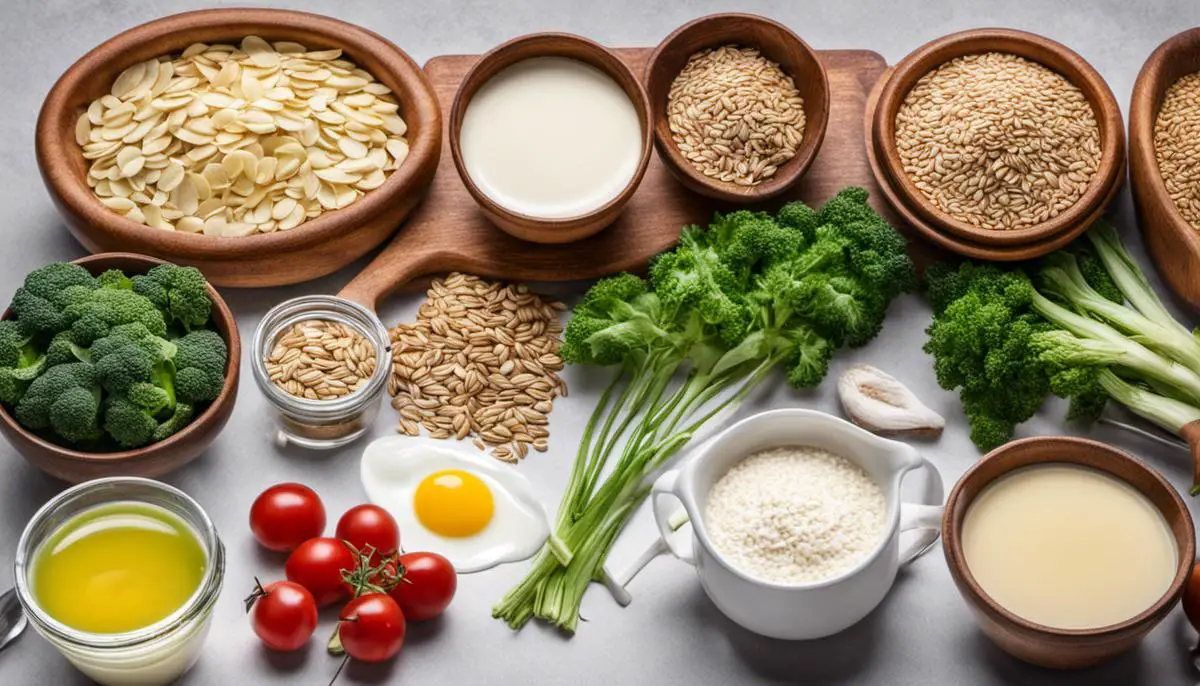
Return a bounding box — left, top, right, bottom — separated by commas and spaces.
450, 33, 653, 244
942, 436, 1195, 669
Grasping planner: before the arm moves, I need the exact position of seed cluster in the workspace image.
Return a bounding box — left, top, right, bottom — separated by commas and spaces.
667, 45, 805, 186
894, 52, 1101, 231
388, 274, 566, 463
266, 319, 377, 400
1154, 72, 1200, 231
78, 36, 410, 236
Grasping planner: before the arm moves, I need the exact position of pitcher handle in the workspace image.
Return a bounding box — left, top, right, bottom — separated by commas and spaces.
898, 455, 945, 567
651, 470, 696, 566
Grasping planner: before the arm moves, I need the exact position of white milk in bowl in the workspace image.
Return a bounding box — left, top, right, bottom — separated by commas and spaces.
962, 463, 1177, 630
459, 56, 642, 219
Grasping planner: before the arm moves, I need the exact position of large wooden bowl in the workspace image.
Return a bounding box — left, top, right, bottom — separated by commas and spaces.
1130, 28, 1200, 309
0, 254, 241, 483
644, 13, 829, 204
942, 436, 1194, 669
870, 29, 1125, 255
36, 8, 441, 288
448, 33, 652, 245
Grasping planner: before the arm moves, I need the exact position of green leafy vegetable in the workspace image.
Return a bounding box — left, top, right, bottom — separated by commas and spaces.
924, 220, 1200, 491
493, 188, 914, 633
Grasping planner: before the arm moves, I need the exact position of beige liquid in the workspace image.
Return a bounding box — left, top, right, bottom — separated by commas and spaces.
459, 57, 642, 219
962, 464, 1176, 630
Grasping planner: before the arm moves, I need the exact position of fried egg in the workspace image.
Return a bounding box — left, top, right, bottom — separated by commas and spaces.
360, 436, 550, 573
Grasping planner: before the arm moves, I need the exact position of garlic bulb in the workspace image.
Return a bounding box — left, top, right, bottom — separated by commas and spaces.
837, 364, 944, 437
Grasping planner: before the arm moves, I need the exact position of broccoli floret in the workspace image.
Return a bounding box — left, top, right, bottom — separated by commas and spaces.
0, 320, 47, 405
0, 320, 31, 368
561, 274, 669, 366
923, 265, 1052, 450
775, 201, 821, 244
63, 288, 167, 345
132, 264, 212, 331
173, 329, 227, 404
10, 263, 97, 334
44, 332, 84, 369
97, 269, 133, 290
15, 363, 102, 443
152, 403, 194, 442
103, 395, 160, 448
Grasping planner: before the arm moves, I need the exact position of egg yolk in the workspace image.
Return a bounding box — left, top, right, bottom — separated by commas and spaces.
413, 469, 495, 537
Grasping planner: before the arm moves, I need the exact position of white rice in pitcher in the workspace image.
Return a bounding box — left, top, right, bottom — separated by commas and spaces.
705, 446, 887, 584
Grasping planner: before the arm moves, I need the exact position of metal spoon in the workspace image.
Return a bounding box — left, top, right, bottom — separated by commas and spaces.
0, 588, 26, 652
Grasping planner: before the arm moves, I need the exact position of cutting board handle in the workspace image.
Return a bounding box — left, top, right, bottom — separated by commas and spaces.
337, 237, 446, 311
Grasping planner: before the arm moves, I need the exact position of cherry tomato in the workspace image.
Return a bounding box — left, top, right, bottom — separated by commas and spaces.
336, 505, 400, 558
338, 594, 406, 663
250, 483, 325, 552
246, 581, 318, 652
285, 537, 356, 607
390, 552, 456, 621
1183, 560, 1200, 631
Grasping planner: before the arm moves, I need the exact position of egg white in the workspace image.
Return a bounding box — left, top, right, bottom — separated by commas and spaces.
359, 436, 550, 573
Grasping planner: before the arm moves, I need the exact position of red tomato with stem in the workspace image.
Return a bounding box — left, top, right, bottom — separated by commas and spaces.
390, 552, 456, 621
338, 594, 406, 663
285, 537, 356, 607
249, 483, 325, 552
246, 580, 318, 652
336, 505, 400, 558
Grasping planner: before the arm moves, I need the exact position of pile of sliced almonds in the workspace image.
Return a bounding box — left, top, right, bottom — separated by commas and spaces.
77, 36, 410, 236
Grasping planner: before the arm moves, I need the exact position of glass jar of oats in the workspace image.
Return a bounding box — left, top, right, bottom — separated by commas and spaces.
252, 295, 392, 449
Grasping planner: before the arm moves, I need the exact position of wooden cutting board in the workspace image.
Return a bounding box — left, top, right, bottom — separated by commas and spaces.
338, 49, 937, 310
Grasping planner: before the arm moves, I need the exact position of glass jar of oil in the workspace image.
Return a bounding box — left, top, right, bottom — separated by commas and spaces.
13, 477, 224, 686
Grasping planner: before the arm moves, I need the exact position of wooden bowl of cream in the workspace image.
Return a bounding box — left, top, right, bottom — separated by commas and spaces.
449, 33, 653, 244
942, 436, 1194, 669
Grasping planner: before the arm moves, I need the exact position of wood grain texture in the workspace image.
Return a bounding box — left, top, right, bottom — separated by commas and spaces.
644, 13, 829, 203
941, 436, 1194, 669
868, 28, 1125, 257
338, 48, 938, 310
448, 33, 653, 244
35, 8, 442, 288
0, 253, 241, 483
1130, 28, 1200, 310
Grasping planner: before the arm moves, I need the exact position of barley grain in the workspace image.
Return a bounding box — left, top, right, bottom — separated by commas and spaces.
667, 45, 805, 186
388, 273, 565, 461
894, 52, 1100, 231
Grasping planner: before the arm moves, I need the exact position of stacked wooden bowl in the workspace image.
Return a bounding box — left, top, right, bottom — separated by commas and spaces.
867, 29, 1126, 261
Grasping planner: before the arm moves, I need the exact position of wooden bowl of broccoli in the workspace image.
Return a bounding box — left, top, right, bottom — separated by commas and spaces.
0, 253, 240, 483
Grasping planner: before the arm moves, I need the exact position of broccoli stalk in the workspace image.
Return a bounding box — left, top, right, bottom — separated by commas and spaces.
494, 188, 914, 633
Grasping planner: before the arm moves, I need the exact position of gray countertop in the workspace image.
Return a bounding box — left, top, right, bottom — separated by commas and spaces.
4, 1, 1200, 684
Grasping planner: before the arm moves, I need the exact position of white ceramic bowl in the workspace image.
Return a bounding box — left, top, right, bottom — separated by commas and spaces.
651, 408, 943, 640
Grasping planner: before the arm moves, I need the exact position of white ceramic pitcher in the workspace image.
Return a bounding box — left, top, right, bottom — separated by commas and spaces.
651, 408, 943, 640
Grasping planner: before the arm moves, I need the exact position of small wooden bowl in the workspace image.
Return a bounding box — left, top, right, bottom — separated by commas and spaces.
644, 13, 829, 204
942, 436, 1194, 669
1130, 28, 1200, 309
0, 254, 241, 483
448, 33, 652, 244
871, 29, 1125, 252
36, 8, 441, 288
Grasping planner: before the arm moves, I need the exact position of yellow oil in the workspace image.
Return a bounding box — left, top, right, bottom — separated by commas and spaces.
32, 501, 207, 634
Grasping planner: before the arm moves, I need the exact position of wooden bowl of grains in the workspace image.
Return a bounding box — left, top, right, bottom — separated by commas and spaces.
1130, 28, 1200, 310
35, 8, 441, 288
870, 29, 1125, 255
644, 13, 830, 204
